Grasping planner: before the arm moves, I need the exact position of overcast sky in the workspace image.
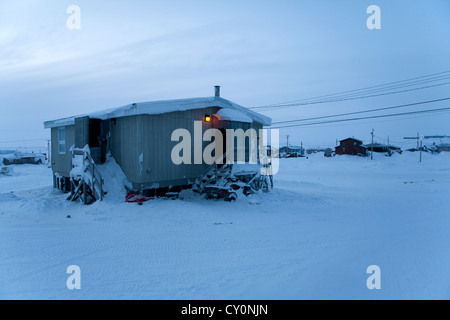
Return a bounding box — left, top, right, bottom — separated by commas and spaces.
1, 0, 449, 151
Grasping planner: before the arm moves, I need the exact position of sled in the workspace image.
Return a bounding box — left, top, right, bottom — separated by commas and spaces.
125, 192, 154, 205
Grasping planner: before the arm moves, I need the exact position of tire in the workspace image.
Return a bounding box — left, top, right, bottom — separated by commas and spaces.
225, 192, 237, 202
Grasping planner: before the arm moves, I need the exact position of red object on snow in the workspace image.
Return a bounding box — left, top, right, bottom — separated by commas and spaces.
125, 192, 153, 204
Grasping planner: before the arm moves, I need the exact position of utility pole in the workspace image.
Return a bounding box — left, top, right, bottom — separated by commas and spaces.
47, 139, 51, 165
371, 129, 374, 160
419, 135, 423, 162
417, 132, 420, 149
301, 141, 303, 156
286, 135, 290, 153
387, 136, 390, 146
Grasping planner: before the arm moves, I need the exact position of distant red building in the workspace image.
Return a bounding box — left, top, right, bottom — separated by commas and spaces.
335, 138, 368, 156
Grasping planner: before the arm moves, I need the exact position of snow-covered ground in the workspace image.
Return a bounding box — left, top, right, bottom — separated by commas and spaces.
0, 152, 449, 299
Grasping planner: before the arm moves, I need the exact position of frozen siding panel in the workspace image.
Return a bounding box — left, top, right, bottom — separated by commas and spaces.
74, 116, 89, 148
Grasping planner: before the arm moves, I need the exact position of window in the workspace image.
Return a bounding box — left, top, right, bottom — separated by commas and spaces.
58, 127, 66, 154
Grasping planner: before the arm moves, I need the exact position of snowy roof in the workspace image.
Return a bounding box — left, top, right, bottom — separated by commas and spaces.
3, 152, 45, 159
280, 145, 303, 150
364, 143, 401, 149
363, 143, 388, 148
340, 137, 363, 143
214, 108, 253, 123
44, 97, 271, 128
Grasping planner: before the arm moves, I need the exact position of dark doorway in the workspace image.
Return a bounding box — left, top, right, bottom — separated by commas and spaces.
89, 119, 106, 164
89, 119, 101, 147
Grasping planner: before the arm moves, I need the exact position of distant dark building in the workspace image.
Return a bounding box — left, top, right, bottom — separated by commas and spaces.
364, 143, 402, 155
305, 147, 334, 157
280, 146, 305, 157
335, 138, 367, 156
437, 143, 450, 152
323, 148, 334, 157
306, 147, 332, 155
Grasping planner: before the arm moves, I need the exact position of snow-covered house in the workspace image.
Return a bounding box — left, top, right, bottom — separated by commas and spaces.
335, 138, 367, 156
44, 87, 271, 196
279, 145, 305, 157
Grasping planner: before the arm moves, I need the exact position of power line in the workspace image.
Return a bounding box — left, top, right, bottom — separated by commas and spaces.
373, 135, 404, 144
272, 97, 450, 125
296, 75, 450, 103
274, 111, 447, 131
266, 71, 450, 105
269, 73, 450, 107
252, 70, 450, 108
250, 70, 450, 110
273, 107, 450, 129
251, 81, 450, 110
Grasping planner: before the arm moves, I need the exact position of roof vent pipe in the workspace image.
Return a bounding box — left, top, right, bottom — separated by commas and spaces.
214, 86, 220, 97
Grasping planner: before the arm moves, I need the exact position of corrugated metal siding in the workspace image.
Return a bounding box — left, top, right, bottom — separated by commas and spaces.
141, 107, 219, 187
51, 125, 75, 177
110, 116, 140, 183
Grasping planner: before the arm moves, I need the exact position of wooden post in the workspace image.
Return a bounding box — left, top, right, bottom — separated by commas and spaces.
214, 163, 218, 184
371, 129, 374, 160
100, 178, 104, 201
47, 139, 51, 165
83, 180, 87, 205
420, 140, 423, 163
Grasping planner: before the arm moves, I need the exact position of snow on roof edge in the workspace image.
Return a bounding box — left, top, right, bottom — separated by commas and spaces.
44, 97, 271, 128
214, 108, 253, 123
44, 117, 76, 129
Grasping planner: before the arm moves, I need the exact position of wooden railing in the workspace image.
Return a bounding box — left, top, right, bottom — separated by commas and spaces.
71, 147, 104, 203
84, 150, 104, 201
